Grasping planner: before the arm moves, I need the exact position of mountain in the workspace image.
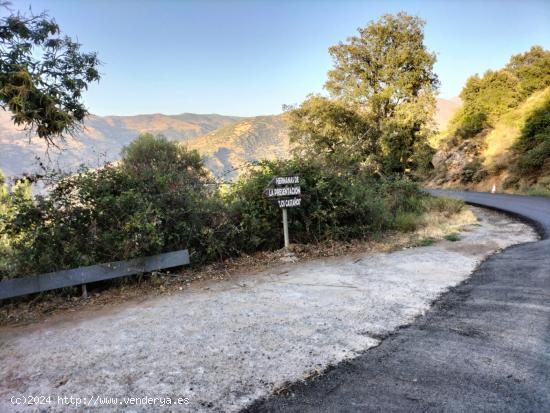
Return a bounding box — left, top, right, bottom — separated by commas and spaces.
185, 99, 460, 180
185, 115, 289, 180
0, 98, 459, 181
0, 111, 243, 179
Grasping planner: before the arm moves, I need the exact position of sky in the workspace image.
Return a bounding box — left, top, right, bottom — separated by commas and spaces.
7, 0, 550, 117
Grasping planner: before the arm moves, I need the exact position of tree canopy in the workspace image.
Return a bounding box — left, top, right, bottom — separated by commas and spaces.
0, 5, 100, 144
290, 12, 439, 174
450, 45, 550, 140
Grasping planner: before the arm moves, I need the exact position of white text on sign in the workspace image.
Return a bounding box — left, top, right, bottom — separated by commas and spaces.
277, 198, 301, 208
265, 186, 301, 197
275, 176, 299, 185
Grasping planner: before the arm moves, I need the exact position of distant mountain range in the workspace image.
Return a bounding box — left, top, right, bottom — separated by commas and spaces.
0, 98, 459, 180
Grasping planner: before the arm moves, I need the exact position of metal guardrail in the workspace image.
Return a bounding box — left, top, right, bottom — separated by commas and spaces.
0, 249, 190, 300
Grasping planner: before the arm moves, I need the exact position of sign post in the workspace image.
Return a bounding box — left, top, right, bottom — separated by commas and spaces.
264, 175, 301, 249
282, 207, 289, 248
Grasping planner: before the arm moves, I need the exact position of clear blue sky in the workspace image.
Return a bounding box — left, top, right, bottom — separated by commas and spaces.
9, 0, 550, 117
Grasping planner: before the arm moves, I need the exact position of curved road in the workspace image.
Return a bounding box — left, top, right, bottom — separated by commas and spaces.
246, 191, 550, 412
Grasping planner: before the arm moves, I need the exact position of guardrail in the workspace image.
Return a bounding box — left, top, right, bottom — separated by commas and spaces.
0, 249, 190, 300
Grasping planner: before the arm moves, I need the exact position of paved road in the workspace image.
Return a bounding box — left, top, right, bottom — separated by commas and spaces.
246, 191, 550, 413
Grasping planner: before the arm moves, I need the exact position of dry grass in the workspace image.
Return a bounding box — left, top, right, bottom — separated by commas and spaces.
483, 87, 550, 169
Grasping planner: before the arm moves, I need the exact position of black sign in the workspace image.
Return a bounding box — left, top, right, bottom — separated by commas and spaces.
264, 175, 301, 208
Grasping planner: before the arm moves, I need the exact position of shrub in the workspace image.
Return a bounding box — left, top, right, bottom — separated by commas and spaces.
503, 175, 521, 190
422, 196, 464, 217
455, 110, 487, 140
0, 138, 436, 280
224, 159, 415, 250
1, 135, 220, 278
514, 98, 550, 175
459, 159, 486, 184
444, 233, 461, 242
393, 212, 418, 232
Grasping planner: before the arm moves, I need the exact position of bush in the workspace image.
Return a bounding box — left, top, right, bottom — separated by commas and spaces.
0, 137, 434, 280
1, 135, 222, 278
514, 98, 550, 174
503, 175, 521, 190
455, 110, 487, 140
459, 159, 487, 184
422, 196, 464, 217
225, 159, 426, 251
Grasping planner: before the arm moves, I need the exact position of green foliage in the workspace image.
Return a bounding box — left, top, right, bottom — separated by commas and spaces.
0, 146, 432, 279
448, 46, 550, 145
414, 237, 436, 247
514, 97, 550, 174
290, 12, 438, 174
0, 135, 223, 278
392, 212, 418, 232
444, 233, 461, 242
459, 159, 487, 184
422, 196, 464, 217
0, 7, 100, 144
288, 96, 378, 171
506, 46, 550, 96
454, 110, 487, 139
0, 171, 32, 276
226, 159, 426, 250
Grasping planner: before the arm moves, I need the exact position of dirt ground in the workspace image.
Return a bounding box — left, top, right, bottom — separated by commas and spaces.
0, 207, 537, 412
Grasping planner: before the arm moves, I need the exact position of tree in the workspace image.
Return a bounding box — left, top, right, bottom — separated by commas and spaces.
506, 46, 550, 97
120, 133, 209, 194
288, 96, 378, 171
0, 4, 100, 144
291, 12, 439, 174
448, 46, 550, 142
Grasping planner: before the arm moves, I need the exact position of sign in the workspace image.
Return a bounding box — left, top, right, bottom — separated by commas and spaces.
264, 175, 302, 249
264, 175, 301, 208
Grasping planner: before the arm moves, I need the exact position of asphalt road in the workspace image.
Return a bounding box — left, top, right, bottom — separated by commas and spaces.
245, 191, 550, 413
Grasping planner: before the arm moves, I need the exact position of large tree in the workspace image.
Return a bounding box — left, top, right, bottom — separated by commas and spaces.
0, 4, 100, 144
291, 12, 439, 173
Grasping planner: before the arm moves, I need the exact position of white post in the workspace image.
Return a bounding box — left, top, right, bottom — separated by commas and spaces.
282, 207, 289, 249
81, 284, 88, 299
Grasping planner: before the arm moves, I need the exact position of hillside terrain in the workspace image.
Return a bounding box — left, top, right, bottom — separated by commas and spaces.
0, 112, 242, 178
430, 88, 550, 192
427, 46, 550, 195
0, 98, 457, 181
185, 115, 290, 180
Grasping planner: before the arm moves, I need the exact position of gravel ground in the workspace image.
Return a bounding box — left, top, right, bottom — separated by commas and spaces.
0, 207, 536, 412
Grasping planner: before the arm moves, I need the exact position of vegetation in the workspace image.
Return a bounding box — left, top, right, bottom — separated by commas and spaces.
0, 136, 438, 279
290, 12, 438, 175
513, 97, 550, 174
0, 5, 100, 144
444, 233, 461, 242
432, 46, 550, 191
0, 13, 466, 284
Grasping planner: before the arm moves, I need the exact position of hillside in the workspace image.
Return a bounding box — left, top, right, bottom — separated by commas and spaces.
185, 115, 289, 180
0, 98, 458, 181
429, 87, 550, 193
427, 46, 550, 194
0, 111, 243, 178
